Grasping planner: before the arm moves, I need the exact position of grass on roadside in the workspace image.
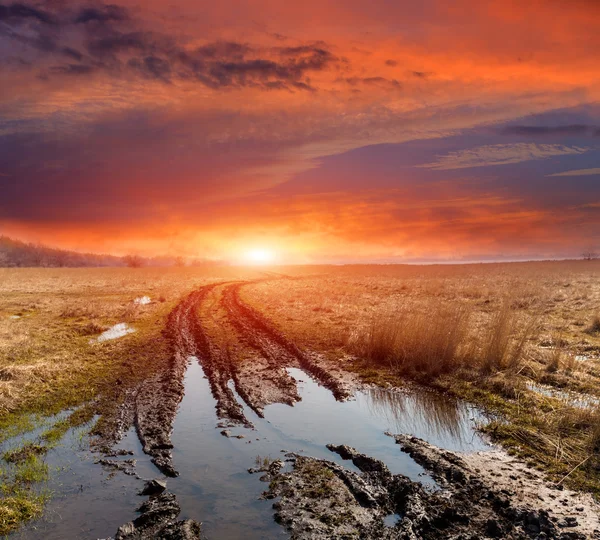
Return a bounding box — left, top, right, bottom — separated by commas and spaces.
346, 301, 600, 492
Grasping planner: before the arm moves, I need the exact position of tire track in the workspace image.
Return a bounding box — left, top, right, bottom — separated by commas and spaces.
111, 278, 351, 476
180, 282, 252, 428
133, 284, 218, 476
221, 282, 351, 402
192, 281, 302, 422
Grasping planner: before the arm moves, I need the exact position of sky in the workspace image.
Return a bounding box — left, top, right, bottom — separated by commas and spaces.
0, 0, 599, 263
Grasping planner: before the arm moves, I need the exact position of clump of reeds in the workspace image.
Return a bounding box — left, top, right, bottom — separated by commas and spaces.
350, 299, 538, 378
480, 301, 538, 373
349, 302, 471, 377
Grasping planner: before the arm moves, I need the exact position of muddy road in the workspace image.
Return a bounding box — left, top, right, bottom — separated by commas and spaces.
91, 279, 357, 538
74, 280, 600, 538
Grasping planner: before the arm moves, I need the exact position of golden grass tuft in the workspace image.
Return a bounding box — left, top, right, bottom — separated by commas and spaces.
348, 299, 540, 379
349, 303, 471, 376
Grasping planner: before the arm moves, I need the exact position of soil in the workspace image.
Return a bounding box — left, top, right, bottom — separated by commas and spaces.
84, 280, 600, 539
110, 491, 202, 540
263, 438, 600, 539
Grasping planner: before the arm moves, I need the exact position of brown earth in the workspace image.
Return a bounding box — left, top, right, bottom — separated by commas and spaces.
262, 439, 600, 539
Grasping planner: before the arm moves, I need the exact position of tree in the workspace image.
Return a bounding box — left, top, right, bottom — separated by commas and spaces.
124, 254, 144, 268
582, 249, 599, 261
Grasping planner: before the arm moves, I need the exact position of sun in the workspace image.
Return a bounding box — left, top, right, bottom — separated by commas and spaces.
244, 248, 276, 265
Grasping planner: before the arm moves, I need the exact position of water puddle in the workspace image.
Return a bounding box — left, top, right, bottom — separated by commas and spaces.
14, 360, 489, 539
93, 323, 135, 343
527, 382, 600, 409
384, 513, 402, 527
133, 296, 152, 305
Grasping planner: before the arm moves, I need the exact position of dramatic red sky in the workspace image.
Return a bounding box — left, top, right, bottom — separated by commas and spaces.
1, 0, 599, 262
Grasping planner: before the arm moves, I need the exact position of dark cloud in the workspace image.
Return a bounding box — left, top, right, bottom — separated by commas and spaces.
6, 28, 59, 52
501, 124, 598, 136
0, 2, 339, 90
127, 55, 171, 81
74, 5, 128, 24
385, 59, 398, 66
60, 47, 84, 61
195, 41, 250, 60
0, 2, 56, 24
87, 31, 152, 57
89, 36, 336, 89
49, 63, 95, 76
412, 71, 431, 78
341, 76, 401, 89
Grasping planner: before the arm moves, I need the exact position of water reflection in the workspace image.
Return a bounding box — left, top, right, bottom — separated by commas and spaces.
526, 382, 600, 410
15, 363, 490, 539
363, 386, 482, 446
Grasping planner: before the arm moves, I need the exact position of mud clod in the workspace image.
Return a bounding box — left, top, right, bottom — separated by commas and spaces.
140, 478, 167, 496
113, 492, 201, 540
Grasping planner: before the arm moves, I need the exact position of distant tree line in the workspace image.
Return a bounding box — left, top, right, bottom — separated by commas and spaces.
0, 236, 224, 268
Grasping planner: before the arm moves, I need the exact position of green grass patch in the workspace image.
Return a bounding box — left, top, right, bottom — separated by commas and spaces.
13, 454, 49, 485
0, 489, 48, 536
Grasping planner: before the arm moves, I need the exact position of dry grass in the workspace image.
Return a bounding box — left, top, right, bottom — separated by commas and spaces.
347, 298, 541, 379
348, 302, 471, 376
586, 316, 600, 336
245, 261, 600, 381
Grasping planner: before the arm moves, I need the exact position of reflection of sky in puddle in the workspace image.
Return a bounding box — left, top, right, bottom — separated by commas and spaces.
526, 382, 600, 409
94, 322, 135, 343
133, 296, 151, 305
19, 359, 489, 539
13, 420, 144, 540
384, 513, 402, 527
0, 410, 71, 453
168, 363, 488, 539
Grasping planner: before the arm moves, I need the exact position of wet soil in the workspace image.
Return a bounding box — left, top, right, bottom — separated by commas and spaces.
113, 491, 202, 540
90, 279, 355, 537
264, 437, 600, 539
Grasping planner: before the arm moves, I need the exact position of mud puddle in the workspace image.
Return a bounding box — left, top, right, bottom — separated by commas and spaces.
13, 358, 488, 539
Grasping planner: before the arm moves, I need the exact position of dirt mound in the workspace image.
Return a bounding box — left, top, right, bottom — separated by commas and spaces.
113, 492, 202, 540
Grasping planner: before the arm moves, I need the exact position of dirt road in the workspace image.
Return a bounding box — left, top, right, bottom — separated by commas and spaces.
96, 279, 353, 477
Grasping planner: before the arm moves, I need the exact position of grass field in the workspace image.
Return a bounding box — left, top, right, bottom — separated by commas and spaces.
2, 261, 600, 533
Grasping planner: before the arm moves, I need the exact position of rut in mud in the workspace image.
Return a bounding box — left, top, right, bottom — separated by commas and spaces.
95, 279, 352, 473
94, 283, 226, 477
186, 280, 352, 427
90, 279, 355, 538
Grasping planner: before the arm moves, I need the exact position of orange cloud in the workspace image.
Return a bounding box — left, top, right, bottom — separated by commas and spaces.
1, 0, 599, 261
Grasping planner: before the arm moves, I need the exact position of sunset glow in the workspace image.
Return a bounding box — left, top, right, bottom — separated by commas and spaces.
243, 248, 276, 266
0, 0, 598, 261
